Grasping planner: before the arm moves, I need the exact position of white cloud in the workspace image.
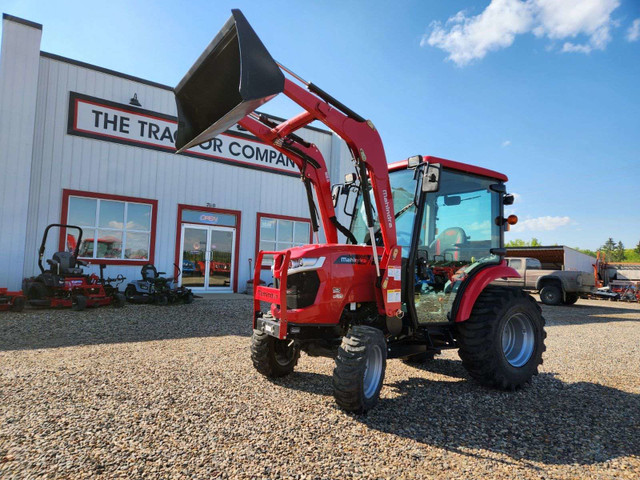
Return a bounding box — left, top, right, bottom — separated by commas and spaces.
423, 0, 621, 66
627, 19, 640, 42
502, 140, 512, 147
510, 215, 572, 232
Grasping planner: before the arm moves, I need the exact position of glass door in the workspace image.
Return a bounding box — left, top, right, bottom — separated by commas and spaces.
180, 224, 235, 291
180, 225, 209, 288
208, 227, 235, 290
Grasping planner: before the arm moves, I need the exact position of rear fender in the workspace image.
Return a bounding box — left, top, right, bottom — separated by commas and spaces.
454, 265, 520, 322
535, 275, 565, 292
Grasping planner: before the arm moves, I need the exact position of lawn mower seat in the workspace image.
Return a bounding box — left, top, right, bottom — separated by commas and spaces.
49, 252, 84, 275
141, 264, 173, 283
428, 227, 468, 261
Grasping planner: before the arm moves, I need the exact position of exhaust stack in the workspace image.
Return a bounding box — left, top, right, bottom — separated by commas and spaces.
174, 9, 284, 153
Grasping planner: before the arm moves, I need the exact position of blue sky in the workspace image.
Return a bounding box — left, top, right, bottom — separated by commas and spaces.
2, 0, 639, 251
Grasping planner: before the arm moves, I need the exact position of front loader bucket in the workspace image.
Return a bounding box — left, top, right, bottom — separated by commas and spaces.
174, 9, 284, 153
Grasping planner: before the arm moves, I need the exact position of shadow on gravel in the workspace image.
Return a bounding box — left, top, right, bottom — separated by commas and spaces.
360, 371, 640, 466
542, 303, 640, 326
271, 358, 638, 466
273, 372, 334, 397
0, 299, 253, 351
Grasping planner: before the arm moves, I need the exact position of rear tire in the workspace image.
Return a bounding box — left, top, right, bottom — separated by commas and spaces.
183, 292, 194, 304
11, 297, 25, 312
563, 293, 579, 305
540, 285, 562, 305
72, 294, 87, 311
456, 287, 546, 391
28, 282, 49, 300
251, 330, 300, 377
333, 325, 387, 413
124, 285, 137, 301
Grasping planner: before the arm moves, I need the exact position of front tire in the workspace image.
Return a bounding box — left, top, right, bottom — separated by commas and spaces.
457, 287, 546, 390
563, 292, 579, 305
72, 294, 87, 311
332, 326, 387, 413
113, 293, 126, 308
251, 330, 300, 377
540, 285, 562, 305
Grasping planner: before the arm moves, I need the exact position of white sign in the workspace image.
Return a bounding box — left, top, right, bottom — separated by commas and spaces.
68, 92, 299, 176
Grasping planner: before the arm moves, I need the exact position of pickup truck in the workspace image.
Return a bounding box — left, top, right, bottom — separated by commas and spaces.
495, 257, 596, 305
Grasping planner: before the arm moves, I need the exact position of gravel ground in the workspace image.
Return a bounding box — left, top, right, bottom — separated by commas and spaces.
1, 296, 638, 479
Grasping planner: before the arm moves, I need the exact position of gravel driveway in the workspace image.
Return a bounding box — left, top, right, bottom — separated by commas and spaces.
1, 296, 638, 479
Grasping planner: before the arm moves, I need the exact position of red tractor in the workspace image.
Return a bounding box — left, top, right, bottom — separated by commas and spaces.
174, 10, 546, 413
22, 224, 126, 310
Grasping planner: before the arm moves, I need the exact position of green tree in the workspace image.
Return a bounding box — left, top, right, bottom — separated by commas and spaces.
635, 240, 640, 255
506, 239, 526, 247
616, 241, 626, 261
530, 237, 541, 246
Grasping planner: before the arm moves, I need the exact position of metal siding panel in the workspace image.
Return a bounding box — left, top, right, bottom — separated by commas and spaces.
0, 19, 42, 288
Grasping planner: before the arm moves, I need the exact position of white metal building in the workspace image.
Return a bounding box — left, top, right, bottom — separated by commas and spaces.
0, 14, 352, 293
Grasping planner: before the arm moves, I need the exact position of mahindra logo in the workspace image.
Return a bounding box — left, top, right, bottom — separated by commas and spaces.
382, 189, 393, 228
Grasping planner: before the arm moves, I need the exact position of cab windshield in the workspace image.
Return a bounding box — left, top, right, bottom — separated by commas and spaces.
350, 167, 502, 259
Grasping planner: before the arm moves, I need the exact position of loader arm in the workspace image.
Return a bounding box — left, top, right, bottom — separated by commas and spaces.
236, 114, 339, 244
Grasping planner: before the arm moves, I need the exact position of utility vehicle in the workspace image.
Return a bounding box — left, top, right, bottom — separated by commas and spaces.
174, 9, 546, 413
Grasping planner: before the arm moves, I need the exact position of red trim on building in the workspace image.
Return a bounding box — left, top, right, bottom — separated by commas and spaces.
174, 204, 242, 292
388, 156, 508, 182
59, 189, 158, 266
255, 212, 312, 270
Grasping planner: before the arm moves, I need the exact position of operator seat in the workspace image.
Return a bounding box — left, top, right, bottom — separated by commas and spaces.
50, 251, 84, 275
141, 264, 173, 284
428, 227, 468, 261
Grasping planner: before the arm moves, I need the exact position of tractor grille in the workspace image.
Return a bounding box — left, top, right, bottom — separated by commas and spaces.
275, 271, 320, 309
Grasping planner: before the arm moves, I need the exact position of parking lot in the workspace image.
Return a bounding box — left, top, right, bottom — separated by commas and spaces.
1, 297, 638, 479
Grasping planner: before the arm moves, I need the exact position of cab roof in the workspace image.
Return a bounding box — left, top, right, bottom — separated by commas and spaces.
388, 156, 508, 182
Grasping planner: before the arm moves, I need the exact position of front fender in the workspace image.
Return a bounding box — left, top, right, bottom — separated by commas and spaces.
454, 265, 520, 322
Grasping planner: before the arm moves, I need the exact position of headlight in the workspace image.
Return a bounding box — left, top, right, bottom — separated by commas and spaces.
288, 257, 325, 273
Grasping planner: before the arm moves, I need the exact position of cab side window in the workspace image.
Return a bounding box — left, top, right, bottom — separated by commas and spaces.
526, 258, 541, 269
510, 259, 523, 270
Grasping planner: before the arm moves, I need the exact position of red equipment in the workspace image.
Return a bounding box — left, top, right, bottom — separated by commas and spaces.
0, 288, 26, 312
22, 224, 126, 310
174, 10, 546, 413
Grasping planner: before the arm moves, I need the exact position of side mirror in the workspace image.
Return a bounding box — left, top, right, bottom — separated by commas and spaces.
422, 163, 441, 193
331, 184, 342, 207
344, 184, 360, 217
408, 155, 423, 168
344, 172, 357, 185
503, 194, 515, 205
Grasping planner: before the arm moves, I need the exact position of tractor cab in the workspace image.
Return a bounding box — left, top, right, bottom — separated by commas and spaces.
345, 155, 514, 325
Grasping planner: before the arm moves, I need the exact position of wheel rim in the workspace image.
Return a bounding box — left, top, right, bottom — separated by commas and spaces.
363, 344, 383, 399
501, 312, 535, 367
274, 341, 295, 366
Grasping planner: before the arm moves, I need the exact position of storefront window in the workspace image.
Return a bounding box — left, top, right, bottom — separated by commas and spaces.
258, 215, 311, 266
65, 194, 154, 261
